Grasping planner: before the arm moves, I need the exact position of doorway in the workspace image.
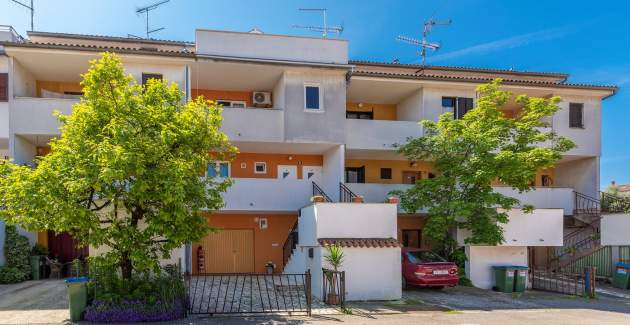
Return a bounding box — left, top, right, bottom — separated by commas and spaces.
402, 171, 422, 184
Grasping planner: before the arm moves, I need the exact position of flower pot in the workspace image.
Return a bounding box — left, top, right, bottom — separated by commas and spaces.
311, 195, 325, 203
387, 196, 399, 204
326, 293, 340, 305
351, 196, 364, 203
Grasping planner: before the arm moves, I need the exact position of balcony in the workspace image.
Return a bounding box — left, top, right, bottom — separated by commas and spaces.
221, 108, 284, 143
220, 178, 311, 211
11, 97, 77, 135
347, 183, 574, 215
345, 119, 423, 151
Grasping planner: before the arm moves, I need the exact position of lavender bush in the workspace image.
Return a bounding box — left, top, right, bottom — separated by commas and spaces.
84, 299, 185, 323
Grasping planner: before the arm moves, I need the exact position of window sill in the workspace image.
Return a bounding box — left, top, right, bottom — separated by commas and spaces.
304, 108, 325, 113
569, 126, 585, 129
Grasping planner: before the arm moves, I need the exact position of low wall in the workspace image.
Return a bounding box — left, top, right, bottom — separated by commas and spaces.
466, 246, 528, 290
601, 213, 630, 245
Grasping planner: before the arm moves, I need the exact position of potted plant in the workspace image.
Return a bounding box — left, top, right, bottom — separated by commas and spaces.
324, 244, 344, 305
311, 195, 325, 203
351, 195, 364, 203
30, 244, 48, 280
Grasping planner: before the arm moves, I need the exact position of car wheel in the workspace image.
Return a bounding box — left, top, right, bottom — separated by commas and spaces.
431, 286, 444, 290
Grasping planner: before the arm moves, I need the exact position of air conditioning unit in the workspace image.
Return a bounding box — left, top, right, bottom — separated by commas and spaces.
252, 91, 272, 107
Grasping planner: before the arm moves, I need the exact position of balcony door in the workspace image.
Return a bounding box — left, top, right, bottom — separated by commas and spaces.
402, 171, 422, 184
278, 165, 297, 180
345, 166, 365, 183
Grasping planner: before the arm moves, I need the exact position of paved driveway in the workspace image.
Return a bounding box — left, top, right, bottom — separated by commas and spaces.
0, 280, 69, 324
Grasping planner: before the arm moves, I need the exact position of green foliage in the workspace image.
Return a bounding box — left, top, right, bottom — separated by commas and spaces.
392, 79, 574, 256
31, 243, 48, 256
324, 245, 345, 271
0, 53, 236, 278
0, 225, 31, 283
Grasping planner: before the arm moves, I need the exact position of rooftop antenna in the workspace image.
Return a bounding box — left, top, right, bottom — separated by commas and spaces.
292, 8, 343, 38
10, 0, 34, 31
134, 0, 169, 39
397, 16, 451, 72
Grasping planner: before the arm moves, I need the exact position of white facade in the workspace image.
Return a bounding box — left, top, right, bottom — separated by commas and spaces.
601, 213, 630, 246
466, 246, 528, 290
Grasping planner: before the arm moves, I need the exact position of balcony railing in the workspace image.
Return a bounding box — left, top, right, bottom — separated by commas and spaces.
220, 178, 312, 211
11, 97, 78, 135
221, 107, 284, 142
345, 119, 423, 150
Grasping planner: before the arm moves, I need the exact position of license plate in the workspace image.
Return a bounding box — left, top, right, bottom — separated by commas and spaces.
433, 270, 449, 275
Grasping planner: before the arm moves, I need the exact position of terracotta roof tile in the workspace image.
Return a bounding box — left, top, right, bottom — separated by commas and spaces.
318, 238, 400, 248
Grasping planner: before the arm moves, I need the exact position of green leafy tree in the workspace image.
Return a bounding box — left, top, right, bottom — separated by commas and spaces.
0, 53, 235, 278
392, 79, 574, 258
0, 225, 31, 283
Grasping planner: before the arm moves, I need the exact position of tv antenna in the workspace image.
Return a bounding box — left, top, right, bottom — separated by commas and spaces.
132, 0, 169, 39
397, 16, 451, 70
10, 0, 34, 31
292, 8, 343, 38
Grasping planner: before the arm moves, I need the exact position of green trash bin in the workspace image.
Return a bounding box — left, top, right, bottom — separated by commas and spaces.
493, 266, 516, 293
30, 256, 41, 280
513, 266, 529, 293
613, 263, 630, 289
65, 276, 89, 321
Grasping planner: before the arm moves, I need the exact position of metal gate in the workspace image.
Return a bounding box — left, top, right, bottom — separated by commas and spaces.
186, 272, 311, 316
531, 266, 596, 298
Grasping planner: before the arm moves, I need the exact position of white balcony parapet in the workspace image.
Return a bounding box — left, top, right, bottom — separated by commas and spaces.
220, 107, 284, 142
220, 178, 311, 212
347, 183, 574, 216
345, 119, 423, 150
11, 97, 78, 135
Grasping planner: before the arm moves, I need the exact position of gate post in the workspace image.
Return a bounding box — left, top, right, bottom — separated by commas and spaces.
584, 266, 597, 298
305, 270, 312, 316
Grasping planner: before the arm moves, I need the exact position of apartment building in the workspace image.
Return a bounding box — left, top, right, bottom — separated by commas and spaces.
0, 25, 623, 294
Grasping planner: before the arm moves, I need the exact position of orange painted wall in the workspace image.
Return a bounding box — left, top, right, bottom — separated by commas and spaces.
231, 153, 323, 179
492, 167, 556, 187
192, 89, 254, 107
345, 159, 434, 184
36, 80, 82, 97
192, 213, 297, 273
346, 102, 397, 120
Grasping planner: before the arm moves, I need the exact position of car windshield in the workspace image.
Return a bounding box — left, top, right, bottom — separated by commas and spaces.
406, 251, 447, 264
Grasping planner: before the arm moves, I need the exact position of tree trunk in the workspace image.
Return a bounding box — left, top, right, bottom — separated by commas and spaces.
121, 251, 132, 280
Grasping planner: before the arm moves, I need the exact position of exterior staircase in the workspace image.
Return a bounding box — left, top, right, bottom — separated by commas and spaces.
548, 191, 630, 275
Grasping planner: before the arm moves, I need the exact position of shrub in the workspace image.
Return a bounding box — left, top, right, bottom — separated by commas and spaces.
0, 225, 31, 283
31, 243, 48, 256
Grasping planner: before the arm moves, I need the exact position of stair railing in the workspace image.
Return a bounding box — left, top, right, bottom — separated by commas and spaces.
339, 182, 359, 203
574, 191, 600, 216
282, 220, 299, 268
312, 182, 333, 202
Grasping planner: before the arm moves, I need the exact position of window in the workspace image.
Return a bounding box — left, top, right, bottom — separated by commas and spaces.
142, 73, 163, 87
217, 100, 247, 108
380, 168, 392, 179
569, 103, 584, 128
346, 111, 373, 120
541, 175, 553, 187
0, 73, 7, 102
345, 166, 365, 183
442, 96, 474, 119
304, 84, 322, 111
406, 251, 446, 264
207, 162, 229, 178
254, 162, 267, 174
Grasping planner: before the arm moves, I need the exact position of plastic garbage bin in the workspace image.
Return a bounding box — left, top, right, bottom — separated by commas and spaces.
513, 266, 529, 293
30, 256, 41, 280
65, 276, 89, 321
493, 266, 516, 293
613, 263, 630, 289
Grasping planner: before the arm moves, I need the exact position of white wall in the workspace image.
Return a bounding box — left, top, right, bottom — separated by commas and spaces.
272, 73, 286, 110
123, 63, 187, 91
195, 29, 348, 65
344, 119, 423, 150
10, 97, 77, 135
601, 213, 630, 245
11, 58, 36, 97
221, 178, 312, 212
457, 209, 564, 247
555, 157, 599, 198
335, 247, 402, 301
221, 107, 284, 142
396, 88, 422, 122
322, 144, 344, 202
466, 246, 528, 289
10, 135, 36, 166
421, 87, 476, 122
493, 187, 574, 216
553, 96, 601, 157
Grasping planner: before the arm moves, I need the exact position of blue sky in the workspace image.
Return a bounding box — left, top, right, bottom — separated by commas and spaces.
1, 0, 628, 187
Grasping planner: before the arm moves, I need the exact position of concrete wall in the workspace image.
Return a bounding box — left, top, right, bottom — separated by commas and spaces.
457, 209, 564, 247
601, 213, 630, 245
11, 58, 36, 97
195, 29, 348, 64
554, 96, 601, 157
221, 108, 284, 142
282, 70, 346, 143
11, 134, 36, 166
466, 246, 528, 289
396, 88, 422, 122
321, 145, 344, 202
10, 97, 77, 135
421, 87, 476, 122
344, 119, 423, 150
555, 157, 599, 197
220, 178, 312, 212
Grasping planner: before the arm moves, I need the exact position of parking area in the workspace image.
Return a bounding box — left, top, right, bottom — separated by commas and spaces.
0, 279, 69, 324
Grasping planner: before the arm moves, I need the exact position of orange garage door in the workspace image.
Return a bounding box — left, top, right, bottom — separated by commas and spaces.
202, 229, 254, 273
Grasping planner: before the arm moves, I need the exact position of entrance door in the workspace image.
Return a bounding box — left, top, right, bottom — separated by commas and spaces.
402, 171, 422, 184
302, 166, 323, 183
202, 229, 254, 273
277, 165, 298, 180
401, 229, 422, 248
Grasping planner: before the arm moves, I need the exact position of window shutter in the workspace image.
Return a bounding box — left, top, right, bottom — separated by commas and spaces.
456, 97, 474, 119
569, 103, 584, 128
0, 73, 8, 102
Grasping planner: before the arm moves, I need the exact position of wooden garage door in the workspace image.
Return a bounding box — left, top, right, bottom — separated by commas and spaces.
202, 229, 254, 273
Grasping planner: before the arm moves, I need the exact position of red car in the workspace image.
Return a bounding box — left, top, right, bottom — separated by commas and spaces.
401, 248, 458, 289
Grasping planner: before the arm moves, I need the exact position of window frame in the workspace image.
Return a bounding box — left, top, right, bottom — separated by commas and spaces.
569, 102, 584, 129
217, 100, 247, 108
254, 162, 267, 174
0, 73, 8, 102
380, 167, 392, 180
304, 83, 324, 112
206, 161, 230, 178
141, 73, 163, 87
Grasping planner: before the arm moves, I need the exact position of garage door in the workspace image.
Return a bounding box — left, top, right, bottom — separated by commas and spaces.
202, 229, 254, 273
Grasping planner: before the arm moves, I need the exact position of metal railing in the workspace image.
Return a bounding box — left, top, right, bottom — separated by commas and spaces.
0, 25, 25, 42
339, 182, 359, 203
574, 191, 601, 216
574, 191, 630, 216
531, 266, 596, 298
561, 246, 613, 279
322, 269, 345, 307
312, 181, 333, 202
282, 221, 299, 268
186, 272, 311, 316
